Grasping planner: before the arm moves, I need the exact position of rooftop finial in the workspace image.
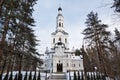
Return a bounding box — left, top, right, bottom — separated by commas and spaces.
58, 4, 62, 11
59, 3, 61, 7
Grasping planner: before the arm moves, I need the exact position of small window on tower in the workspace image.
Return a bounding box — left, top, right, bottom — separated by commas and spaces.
67, 63, 69, 67
59, 38, 61, 42
59, 22, 61, 27
51, 63, 53, 67
65, 38, 67, 43
74, 64, 75, 67
45, 64, 46, 67
79, 64, 80, 67
53, 38, 55, 43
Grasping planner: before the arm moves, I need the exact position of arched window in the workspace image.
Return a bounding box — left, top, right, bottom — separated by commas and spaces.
67, 63, 69, 67
73, 64, 75, 67
59, 38, 61, 42
53, 38, 55, 43
79, 64, 80, 67
65, 38, 67, 43
59, 22, 61, 27
62, 23, 63, 27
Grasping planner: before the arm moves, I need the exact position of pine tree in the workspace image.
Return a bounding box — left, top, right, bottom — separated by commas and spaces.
114, 28, 120, 44
82, 11, 110, 73
0, 0, 39, 75
112, 0, 120, 13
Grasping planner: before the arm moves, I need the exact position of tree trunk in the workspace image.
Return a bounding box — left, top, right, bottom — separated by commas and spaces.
0, 57, 7, 75
0, 0, 3, 17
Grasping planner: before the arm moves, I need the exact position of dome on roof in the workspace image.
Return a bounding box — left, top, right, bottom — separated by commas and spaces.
58, 7, 62, 11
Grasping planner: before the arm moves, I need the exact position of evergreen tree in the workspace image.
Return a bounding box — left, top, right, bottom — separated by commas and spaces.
82, 11, 110, 72
112, 0, 120, 13
0, 0, 40, 75
75, 49, 81, 56
114, 28, 120, 44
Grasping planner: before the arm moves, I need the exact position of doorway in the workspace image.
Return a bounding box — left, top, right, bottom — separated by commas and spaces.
57, 63, 63, 72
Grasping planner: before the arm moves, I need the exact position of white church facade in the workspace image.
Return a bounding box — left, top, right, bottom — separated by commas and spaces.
43, 6, 84, 73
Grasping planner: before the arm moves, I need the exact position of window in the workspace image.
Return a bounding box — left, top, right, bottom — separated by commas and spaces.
79, 64, 80, 67
53, 38, 55, 43
59, 60, 60, 63
67, 63, 69, 67
65, 38, 67, 43
59, 38, 61, 42
51, 63, 53, 67
45, 64, 46, 67
59, 22, 61, 27
67, 55, 68, 57
73, 64, 75, 67
62, 23, 63, 27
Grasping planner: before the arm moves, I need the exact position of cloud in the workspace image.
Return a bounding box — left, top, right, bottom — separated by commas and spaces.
33, 0, 119, 54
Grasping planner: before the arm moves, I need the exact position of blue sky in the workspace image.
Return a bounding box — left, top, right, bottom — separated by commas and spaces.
32, 0, 119, 54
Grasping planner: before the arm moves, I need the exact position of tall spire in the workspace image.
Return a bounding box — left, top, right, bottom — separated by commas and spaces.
56, 5, 64, 31
58, 4, 62, 11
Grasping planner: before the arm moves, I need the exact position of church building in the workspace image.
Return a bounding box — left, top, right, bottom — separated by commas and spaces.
43, 6, 84, 73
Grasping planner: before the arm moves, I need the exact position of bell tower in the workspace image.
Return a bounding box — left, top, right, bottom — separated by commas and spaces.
51, 5, 69, 50
56, 6, 64, 31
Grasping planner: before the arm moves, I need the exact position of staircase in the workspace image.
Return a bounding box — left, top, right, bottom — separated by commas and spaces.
48, 72, 66, 80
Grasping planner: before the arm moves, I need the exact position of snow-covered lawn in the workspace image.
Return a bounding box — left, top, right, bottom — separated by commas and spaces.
2, 71, 113, 80
2, 71, 50, 80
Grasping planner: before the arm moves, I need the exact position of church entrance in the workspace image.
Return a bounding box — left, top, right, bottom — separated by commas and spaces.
57, 63, 63, 72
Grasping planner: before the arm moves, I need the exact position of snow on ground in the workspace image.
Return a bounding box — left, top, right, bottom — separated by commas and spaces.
2, 71, 113, 80
2, 71, 50, 80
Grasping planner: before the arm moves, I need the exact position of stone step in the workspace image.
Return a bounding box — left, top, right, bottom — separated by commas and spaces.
51, 76, 66, 79
48, 73, 66, 80
48, 79, 66, 80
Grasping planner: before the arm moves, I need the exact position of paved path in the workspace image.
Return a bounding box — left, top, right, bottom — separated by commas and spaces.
48, 72, 66, 80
